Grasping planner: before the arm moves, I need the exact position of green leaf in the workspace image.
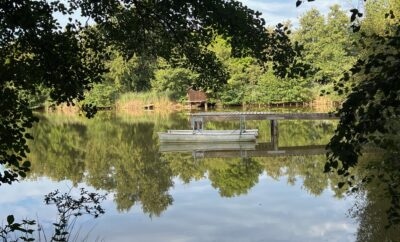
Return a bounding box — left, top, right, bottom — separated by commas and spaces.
24, 133, 34, 139
22, 161, 31, 168
7, 215, 15, 225
18, 171, 27, 178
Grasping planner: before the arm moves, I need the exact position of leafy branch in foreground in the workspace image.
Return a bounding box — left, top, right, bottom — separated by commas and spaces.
0, 188, 107, 242
323, 2, 400, 227
0, 215, 36, 242
324, 12, 400, 179
44, 188, 107, 242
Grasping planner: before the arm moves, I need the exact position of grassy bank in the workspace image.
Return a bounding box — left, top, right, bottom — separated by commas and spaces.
115, 91, 182, 111
42, 90, 341, 114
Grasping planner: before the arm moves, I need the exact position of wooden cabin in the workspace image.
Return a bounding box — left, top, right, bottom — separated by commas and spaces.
187, 88, 208, 110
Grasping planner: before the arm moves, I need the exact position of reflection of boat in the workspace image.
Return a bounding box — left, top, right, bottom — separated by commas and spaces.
159, 141, 256, 152
158, 129, 258, 143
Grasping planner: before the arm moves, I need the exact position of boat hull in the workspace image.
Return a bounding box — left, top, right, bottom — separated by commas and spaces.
158, 130, 257, 143
159, 141, 256, 152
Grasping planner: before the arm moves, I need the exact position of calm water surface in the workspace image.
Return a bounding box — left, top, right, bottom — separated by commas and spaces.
1, 111, 359, 241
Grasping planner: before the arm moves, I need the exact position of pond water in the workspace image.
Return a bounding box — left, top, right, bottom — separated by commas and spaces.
1, 111, 360, 241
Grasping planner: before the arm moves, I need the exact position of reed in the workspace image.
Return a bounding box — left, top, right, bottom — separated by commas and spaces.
115, 91, 182, 111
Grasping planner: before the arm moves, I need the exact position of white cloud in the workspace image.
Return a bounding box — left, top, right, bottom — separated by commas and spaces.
308, 222, 356, 242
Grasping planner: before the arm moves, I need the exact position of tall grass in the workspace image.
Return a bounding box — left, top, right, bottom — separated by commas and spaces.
115, 91, 181, 111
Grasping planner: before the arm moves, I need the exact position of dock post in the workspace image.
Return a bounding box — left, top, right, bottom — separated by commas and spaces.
271, 119, 279, 150
192, 117, 204, 132
205, 101, 208, 111
239, 115, 246, 134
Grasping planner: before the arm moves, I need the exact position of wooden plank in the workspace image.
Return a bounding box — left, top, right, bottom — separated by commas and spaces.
165, 129, 258, 136
190, 112, 338, 121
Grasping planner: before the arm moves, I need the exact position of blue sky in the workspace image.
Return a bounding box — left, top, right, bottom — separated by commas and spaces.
239, 0, 363, 27
55, 0, 363, 28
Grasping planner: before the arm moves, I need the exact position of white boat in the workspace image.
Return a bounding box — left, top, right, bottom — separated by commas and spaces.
158, 129, 258, 143
159, 141, 256, 152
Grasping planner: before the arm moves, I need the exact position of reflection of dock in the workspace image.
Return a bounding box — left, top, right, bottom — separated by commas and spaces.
159, 142, 327, 158
200, 143, 327, 158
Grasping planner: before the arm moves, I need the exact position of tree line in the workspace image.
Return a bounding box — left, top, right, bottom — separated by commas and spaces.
57, 4, 357, 108
73, 2, 389, 108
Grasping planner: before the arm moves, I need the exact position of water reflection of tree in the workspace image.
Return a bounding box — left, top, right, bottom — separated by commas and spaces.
354, 195, 400, 242
27, 114, 372, 220
166, 154, 345, 198
257, 155, 346, 197
28, 114, 175, 217
351, 154, 400, 242
208, 158, 263, 197
84, 121, 174, 216
167, 153, 207, 183
28, 116, 87, 185
166, 155, 264, 197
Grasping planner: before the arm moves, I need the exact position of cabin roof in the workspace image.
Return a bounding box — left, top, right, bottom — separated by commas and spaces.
187, 89, 207, 102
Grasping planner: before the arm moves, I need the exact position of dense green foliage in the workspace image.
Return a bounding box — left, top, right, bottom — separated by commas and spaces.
151, 60, 199, 101
294, 6, 355, 85
81, 5, 354, 106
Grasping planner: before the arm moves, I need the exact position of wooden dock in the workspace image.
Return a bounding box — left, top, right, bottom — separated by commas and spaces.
188, 112, 338, 151
190, 112, 338, 121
